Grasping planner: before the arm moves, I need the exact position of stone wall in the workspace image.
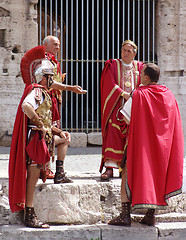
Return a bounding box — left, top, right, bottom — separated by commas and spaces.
0, 0, 186, 153
0, 0, 38, 145
157, 0, 186, 154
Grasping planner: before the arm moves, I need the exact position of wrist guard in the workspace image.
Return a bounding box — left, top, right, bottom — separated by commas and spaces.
31, 115, 44, 129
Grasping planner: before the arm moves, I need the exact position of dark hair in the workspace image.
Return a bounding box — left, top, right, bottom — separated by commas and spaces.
144, 63, 160, 83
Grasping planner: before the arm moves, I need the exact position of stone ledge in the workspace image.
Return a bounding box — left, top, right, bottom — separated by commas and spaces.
3, 179, 185, 226
69, 133, 87, 147
87, 132, 102, 146
1, 222, 186, 240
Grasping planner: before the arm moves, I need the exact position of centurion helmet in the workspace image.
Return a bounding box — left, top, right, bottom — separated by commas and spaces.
20, 45, 54, 84
34, 59, 54, 83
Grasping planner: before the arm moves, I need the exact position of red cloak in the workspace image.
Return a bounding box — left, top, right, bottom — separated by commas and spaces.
9, 83, 46, 213
127, 85, 184, 209
100, 59, 143, 172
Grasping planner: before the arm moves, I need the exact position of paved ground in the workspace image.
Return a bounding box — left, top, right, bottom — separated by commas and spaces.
0, 146, 185, 190
0, 146, 121, 180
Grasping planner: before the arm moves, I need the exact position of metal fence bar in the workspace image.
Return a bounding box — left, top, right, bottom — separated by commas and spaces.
117, 0, 120, 58
71, 0, 73, 130
133, 0, 135, 42
148, 0, 150, 62
39, 0, 42, 45
81, 0, 84, 131
137, 0, 140, 60
143, 0, 145, 62
96, 0, 99, 130
122, 0, 125, 42
127, 0, 130, 39
50, 0, 52, 35
112, 0, 114, 59
65, 0, 68, 129
107, 0, 109, 59
86, 0, 89, 131
91, 0, 94, 131
45, 0, 47, 37
76, 0, 79, 130
55, 0, 58, 38
60, 0, 63, 73
152, 0, 155, 62
102, 0, 104, 68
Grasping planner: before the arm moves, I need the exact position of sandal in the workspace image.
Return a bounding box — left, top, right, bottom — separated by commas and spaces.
24, 206, 50, 228
108, 202, 131, 226
140, 209, 155, 226
101, 168, 113, 181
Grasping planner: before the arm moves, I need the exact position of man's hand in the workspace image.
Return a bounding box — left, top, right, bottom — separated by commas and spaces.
62, 73, 66, 82
71, 85, 87, 94
121, 91, 130, 100
32, 125, 47, 138
59, 131, 71, 144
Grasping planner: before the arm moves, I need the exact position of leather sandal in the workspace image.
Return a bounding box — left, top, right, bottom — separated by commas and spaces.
140, 209, 155, 226
108, 202, 131, 226
101, 167, 113, 181
24, 207, 50, 228
54, 160, 73, 184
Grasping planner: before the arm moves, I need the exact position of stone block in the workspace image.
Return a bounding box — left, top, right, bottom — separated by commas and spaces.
100, 223, 158, 240
179, 77, 186, 95
70, 133, 87, 147
87, 132, 102, 146
34, 180, 101, 224
157, 222, 186, 240
0, 224, 101, 240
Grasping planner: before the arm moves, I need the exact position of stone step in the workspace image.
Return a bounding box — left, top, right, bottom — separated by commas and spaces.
0, 222, 186, 240
2, 179, 185, 226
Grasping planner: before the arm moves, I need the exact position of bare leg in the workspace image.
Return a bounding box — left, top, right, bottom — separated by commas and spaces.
108, 164, 131, 226
26, 165, 40, 207
54, 134, 72, 184
54, 134, 70, 160
121, 164, 130, 203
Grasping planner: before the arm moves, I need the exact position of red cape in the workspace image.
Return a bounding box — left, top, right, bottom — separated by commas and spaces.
127, 85, 184, 209
9, 84, 45, 213
100, 59, 143, 171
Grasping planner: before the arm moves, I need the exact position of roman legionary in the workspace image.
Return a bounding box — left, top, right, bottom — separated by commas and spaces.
9, 45, 72, 228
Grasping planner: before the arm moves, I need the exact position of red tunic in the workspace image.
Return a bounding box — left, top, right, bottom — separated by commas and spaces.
100, 59, 143, 172
127, 85, 184, 209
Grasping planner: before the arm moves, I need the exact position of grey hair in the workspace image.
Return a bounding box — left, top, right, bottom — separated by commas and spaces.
43, 35, 59, 45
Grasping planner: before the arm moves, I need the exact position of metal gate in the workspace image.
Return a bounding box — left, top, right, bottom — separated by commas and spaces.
38, 0, 157, 133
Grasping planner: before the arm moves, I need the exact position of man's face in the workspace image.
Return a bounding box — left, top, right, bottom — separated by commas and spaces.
45, 37, 60, 56
140, 65, 148, 85
40, 74, 53, 89
121, 44, 136, 64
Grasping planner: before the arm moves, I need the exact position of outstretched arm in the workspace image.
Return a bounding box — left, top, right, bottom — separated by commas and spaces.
51, 80, 87, 94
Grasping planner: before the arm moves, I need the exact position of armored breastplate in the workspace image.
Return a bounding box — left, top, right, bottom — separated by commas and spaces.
36, 89, 52, 144
53, 62, 62, 83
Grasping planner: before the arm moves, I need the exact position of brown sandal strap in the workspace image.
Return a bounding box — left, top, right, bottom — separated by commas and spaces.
25, 207, 50, 228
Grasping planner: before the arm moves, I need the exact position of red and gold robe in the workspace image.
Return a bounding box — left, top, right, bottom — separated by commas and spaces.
127, 84, 184, 209
100, 59, 143, 172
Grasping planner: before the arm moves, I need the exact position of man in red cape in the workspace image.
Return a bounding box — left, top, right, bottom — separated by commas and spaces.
9, 45, 85, 228
108, 63, 184, 226
100, 40, 144, 180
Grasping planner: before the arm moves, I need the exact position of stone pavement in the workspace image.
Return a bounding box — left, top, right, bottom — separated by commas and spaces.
0, 146, 186, 240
